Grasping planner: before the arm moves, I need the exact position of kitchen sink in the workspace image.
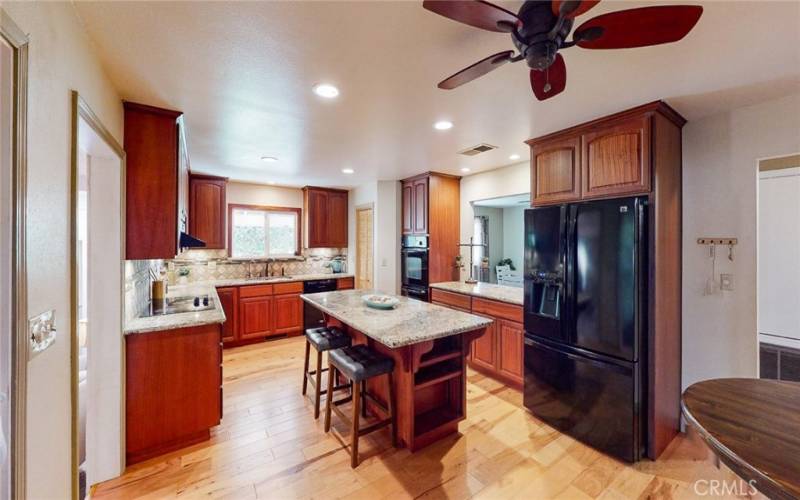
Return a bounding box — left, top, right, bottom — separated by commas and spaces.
244, 276, 293, 282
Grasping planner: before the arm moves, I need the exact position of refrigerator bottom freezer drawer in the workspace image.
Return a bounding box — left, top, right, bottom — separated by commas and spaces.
523, 336, 641, 462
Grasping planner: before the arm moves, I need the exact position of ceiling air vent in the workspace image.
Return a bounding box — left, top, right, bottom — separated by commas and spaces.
459, 143, 497, 157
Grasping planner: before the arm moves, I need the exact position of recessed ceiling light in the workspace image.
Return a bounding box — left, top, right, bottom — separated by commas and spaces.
342, 168, 354, 174
509, 154, 520, 161
313, 83, 340, 99
268, 181, 276, 185
434, 120, 453, 130
460, 167, 471, 173
261, 156, 278, 162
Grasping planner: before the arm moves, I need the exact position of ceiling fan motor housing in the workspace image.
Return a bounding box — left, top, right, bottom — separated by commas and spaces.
513, 1, 573, 71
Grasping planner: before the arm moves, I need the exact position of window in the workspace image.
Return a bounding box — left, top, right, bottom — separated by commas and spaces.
228, 204, 301, 258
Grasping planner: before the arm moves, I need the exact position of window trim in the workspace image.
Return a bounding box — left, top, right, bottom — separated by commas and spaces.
227, 203, 302, 258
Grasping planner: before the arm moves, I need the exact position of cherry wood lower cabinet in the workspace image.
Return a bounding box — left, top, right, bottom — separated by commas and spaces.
218, 281, 304, 347
125, 324, 222, 465
430, 288, 524, 388
336, 277, 354, 290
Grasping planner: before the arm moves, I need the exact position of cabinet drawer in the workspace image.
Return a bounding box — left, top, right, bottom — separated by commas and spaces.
430, 288, 471, 310
239, 284, 273, 298
472, 298, 523, 323
273, 281, 303, 295
336, 277, 354, 290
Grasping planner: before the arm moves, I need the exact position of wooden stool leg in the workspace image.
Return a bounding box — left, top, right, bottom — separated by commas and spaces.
387, 371, 397, 447
324, 363, 335, 432
314, 349, 323, 419
351, 379, 361, 468
301, 339, 310, 396
360, 380, 368, 418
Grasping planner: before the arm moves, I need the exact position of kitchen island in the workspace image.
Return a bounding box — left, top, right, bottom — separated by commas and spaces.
300, 289, 492, 451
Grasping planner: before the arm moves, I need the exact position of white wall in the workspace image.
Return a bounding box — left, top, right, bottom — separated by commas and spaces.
460, 162, 529, 281
502, 206, 525, 272
2, 3, 123, 498
347, 180, 400, 294
682, 92, 800, 390
758, 166, 800, 346
226, 181, 303, 208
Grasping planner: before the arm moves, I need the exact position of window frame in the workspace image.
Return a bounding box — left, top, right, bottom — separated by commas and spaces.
226, 203, 302, 259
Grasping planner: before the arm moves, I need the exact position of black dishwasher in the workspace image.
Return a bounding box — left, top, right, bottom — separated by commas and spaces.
303, 279, 337, 331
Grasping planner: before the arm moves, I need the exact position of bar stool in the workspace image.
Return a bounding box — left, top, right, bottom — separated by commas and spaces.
324, 344, 397, 468
302, 326, 351, 419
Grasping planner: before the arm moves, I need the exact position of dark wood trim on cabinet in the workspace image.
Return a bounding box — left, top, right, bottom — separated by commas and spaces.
226, 203, 302, 257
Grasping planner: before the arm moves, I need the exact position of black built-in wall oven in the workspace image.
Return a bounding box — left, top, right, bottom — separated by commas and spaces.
401, 235, 429, 301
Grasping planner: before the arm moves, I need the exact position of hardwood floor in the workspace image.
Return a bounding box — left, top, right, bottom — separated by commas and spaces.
94, 337, 759, 499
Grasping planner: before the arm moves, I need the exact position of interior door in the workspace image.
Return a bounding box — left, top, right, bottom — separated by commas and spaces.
572, 197, 640, 361
356, 207, 374, 289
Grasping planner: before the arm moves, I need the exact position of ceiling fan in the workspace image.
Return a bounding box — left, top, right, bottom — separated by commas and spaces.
423, 0, 703, 100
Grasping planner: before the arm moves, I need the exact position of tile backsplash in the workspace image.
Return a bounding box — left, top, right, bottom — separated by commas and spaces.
169, 248, 347, 283
124, 248, 347, 319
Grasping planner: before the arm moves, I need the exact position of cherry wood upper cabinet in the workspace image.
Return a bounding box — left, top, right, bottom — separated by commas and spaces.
582, 116, 651, 199
531, 136, 581, 205
189, 174, 227, 249
401, 182, 414, 234
527, 101, 684, 207
124, 102, 184, 259
303, 186, 349, 248
412, 178, 428, 234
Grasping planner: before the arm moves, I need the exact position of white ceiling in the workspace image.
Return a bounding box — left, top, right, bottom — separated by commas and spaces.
73, 1, 800, 188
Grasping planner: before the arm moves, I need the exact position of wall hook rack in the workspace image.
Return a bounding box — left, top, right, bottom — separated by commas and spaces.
697, 237, 738, 261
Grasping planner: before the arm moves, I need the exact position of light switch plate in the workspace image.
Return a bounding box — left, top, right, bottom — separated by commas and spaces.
720, 274, 734, 291
29, 309, 56, 359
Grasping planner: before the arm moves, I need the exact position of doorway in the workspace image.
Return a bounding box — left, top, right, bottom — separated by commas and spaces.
0, 10, 27, 500
70, 92, 125, 498
355, 206, 374, 289
757, 153, 800, 381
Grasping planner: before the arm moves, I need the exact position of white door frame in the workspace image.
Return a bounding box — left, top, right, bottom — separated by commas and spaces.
70, 91, 126, 497
0, 8, 28, 500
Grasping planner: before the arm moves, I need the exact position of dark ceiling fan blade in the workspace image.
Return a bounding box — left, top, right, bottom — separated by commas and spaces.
423, 0, 522, 33
438, 50, 515, 89
574, 5, 703, 49
530, 53, 566, 100
551, 0, 600, 19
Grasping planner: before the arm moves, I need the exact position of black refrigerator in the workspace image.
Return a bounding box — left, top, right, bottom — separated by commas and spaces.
522, 196, 647, 462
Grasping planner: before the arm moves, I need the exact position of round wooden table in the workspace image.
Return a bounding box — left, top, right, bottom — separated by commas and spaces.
682, 378, 800, 500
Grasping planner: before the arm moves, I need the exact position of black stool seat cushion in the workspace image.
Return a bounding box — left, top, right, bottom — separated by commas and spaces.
329, 345, 395, 382
305, 327, 350, 351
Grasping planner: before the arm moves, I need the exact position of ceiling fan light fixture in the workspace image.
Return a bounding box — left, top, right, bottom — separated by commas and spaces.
313, 83, 340, 99
434, 120, 454, 130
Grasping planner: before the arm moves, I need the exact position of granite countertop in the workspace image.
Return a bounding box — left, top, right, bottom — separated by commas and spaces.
300, 289, 493, 348
193, 272, 354, 288
429, 281, 524, 306
124, 284, 226, 335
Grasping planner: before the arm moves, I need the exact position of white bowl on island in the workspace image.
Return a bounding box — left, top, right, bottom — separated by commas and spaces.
362, 294, 400, 310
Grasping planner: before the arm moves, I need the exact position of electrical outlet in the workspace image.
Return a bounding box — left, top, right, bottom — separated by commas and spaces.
720, 273, 734, 291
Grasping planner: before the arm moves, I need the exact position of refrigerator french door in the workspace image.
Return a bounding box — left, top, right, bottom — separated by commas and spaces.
523, 196, 647, 462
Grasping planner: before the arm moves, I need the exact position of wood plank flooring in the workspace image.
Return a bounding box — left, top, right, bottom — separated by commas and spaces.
93, 337, 762, 499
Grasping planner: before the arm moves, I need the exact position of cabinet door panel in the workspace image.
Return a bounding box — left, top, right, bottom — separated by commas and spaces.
189, 176, 226, 249
306, 189, 328, 247
328, 191, 349, 247
413, 178, 428, 234
274, 294, 302, 334
239, 296, 273, 339
402, 182, 414, 234
531, 136, 581, 206
582, 116, 651, 198
470, 320, 496, 371
216, 287, 239, 344
498, 320, 524, 385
